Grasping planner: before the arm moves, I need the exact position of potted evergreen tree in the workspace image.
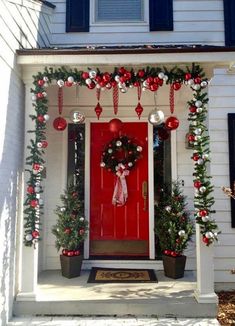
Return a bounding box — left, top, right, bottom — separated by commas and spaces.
155, 180, 194, 279
52, 184, 88, 278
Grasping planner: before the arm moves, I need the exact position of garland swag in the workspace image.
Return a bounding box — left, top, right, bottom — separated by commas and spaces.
24, 64, 219, 247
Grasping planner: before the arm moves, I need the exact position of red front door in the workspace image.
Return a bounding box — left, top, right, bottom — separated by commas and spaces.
90, 122, 149, 257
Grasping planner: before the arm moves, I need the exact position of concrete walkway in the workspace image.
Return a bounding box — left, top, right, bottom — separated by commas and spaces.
7, 317, 221, 325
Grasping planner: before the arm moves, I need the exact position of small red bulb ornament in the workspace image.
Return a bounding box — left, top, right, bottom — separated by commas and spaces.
53, 117, 67, 131
94, 103, 103, 120
109, 118, 123, 133
135, 102, 144, 119
165, 116, 180, 130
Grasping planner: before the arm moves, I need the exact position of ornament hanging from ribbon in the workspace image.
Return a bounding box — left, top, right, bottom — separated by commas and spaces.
135, 85, 143, 119
94, 88, 103, 119
53, 85, 67, 131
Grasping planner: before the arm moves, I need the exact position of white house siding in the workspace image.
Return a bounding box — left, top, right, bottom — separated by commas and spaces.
43, 83, 197, 270
49, 0, 225, 47
209, 68, 235, 287
0, 1, 53, 324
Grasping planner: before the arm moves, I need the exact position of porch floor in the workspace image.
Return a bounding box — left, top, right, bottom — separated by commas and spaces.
14, 270, 218, 318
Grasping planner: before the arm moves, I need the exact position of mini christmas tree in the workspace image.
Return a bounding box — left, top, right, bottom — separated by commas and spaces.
52, 184, 88, 256
155, 180, 194, 257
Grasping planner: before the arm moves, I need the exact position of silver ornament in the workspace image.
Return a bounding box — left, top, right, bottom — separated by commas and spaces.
148, 109, 164, 125
201, 81, 207, 88
137, 146, 142, 152
178, 230, 186, 237
143, 80, 149, 87
79, 217, 85, 221
193, 84, 201, 91
114, 75, 120, 82
67, 76, 74, 83
42, 92, 47, 97
205, 231, 213, 239
187, 79, 194, 86
128, 162, 133, 167
57, 79, 64, 87
43, 76, 49, 82
165, 206, 171, 212
202, 153, 209, 160
25, 234, 33, 241
202, 216, 209, 222
37, 142, 42, 148
34, 186, 40, 193
194, 128, 202, 135
158, 72, 165, 79
120, 88, 127, 93
44, 114, 50, 121
100, 162, 105, 167
196, 108, 203, 113
195, 100, 202, 107
89, 70, 97, 79
60, 207, 66, 212
163, 75, 168, 82
108, 149, 113, 154
197, 158, 204, 165
116, 140, 122, 147
199, 186, 207, 193
69, 110, 85, 124
85, 78, 92, 85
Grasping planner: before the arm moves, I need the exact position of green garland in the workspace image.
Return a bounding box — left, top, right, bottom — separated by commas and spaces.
24, 64, 219, 247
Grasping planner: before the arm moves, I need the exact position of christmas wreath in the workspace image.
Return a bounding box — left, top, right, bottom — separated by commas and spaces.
100, 136, 143, 174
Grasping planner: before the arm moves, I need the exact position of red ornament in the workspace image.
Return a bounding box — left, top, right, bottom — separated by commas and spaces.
173, 82, 181, 91
171, 251, 178, 257
165, 116, 179, 130
188, 134, 195, 142
164, 250, 171, 256
119, 76, 126, 83
87, 82, 96, 89
189, 105, 197, 113
41, 140, 48, 148
37, 79, 44, 86
74, 250, 80, 256
192, 153, 200, 161
62, 249, 68, 256
146, 76, 154, 84
33, 163, 41, 170
199, 209, 208, 217
133, 81, 140, 87
32, 230, 39, 238
82, 72, 89, 79
118, 67, 126, 75
124, 71, 132, 80
158, 128, 170, 141
79, 228, 85, 235
111, 80, 117, 87
99, 80, 106, 87
27, 186, 34, 194
64, 81, 73, 87
154, 77, 163, 86
72, 192, 78, 198
194, 180, 202, 188
185, 73, 192, 81
64, 228, 71, 234
53, 117, 67, 131
202, 236, 209, 244
30, 199, 38, 208
37, 115, 45, 123
102, 73, 111, 83
138, 70, 145, 78
150, 83, 159, 92
94, 103, 103, 120
109, 118, 123, 133
67, 250, 74, 257
37, 92, 44, 99
135, 102, 144, 119
194, 77, 202, 84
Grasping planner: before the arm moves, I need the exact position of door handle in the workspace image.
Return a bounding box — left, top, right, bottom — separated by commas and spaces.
142, 181, 148, 211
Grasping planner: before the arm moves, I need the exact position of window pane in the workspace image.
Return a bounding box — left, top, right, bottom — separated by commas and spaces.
96, 0, 143, 22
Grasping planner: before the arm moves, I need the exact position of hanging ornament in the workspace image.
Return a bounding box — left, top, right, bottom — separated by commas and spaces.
169, 84, 175, 114
109, 118, 123, 133
148, 92, 164, 125
94, 103, 103, 120
58, 87, 63, 115
135, 102, 144, 119
165, 116, 180, 130
69, 110, 85, 124
113, 84, 119, 115
53, 117, 67, 131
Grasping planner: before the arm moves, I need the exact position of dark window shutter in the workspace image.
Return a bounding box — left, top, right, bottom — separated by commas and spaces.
149, 0, 173, 31
66, 0, 89, 32
228, 113, 235, 227
223, 0, 235, 46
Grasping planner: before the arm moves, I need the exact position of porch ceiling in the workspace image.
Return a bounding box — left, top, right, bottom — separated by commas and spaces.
16, 45, 235, 69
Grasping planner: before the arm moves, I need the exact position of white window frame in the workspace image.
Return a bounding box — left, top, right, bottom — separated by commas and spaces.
90, 0, 149, 27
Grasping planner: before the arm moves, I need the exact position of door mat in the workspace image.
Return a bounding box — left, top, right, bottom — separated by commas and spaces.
87, 267, 158, 283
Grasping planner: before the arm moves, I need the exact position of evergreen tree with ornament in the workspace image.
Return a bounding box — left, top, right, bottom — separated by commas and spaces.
155, 180, 194, 257
52, 184, 88, 257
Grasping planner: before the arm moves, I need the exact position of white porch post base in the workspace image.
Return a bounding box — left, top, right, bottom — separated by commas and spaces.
194, 224, 218, 304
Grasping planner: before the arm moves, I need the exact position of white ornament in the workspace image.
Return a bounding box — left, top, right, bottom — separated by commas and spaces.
178, 230, 186, 237
43, 114, 50, 121
197, 158, 204, 165
31, 94, 37, 101
42, 92, 47, 97
142, 87, 147, 91
199, 186, 207, 193
205, 231, 213, 239
85, 78, 92, 85
79, 217, 85, 222
57, 79, 64, 87
43, 76, 49, 82
34, 186, 40, 193
165, 206, 171, 212
163, 75, 169, 82
201, 81, 207, 88
129, 84, 134, 88
60, 207, 66, 212
37, 142, 42, 148
116, 140, 122, 147
195, 135, 201, 141
67, 76, 74, 83
108, 149, 113, 154
193, 84, 201, 91
202, 216, 209, 222
89, 70, 97, 79
196, 107, 203, 113
100, 162, 105, 167
114, 75, 120, 82
195, 100, 202, 107
128, 162, 133, 167
202, 153, 209, 160
143, 80, 149, 87
25, 234, 33, 241
187, 79, 194, 86
137, 146, 142, 152
36, 193, 40, 199
120, 87, 127, 93
148, 109, 165, 126
158, 72, 165, 79
194, 128, 202, 135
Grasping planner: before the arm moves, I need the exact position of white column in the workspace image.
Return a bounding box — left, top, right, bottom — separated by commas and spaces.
194, 224, 218, 303
17, 78, 38, 301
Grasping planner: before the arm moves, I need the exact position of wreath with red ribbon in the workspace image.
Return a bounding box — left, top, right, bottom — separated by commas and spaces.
100, 136, 143, 174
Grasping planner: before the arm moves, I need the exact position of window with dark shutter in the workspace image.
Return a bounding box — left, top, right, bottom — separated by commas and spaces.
66, 0, 173, 33
223, 0, 235, 46
228, 114, 235, 227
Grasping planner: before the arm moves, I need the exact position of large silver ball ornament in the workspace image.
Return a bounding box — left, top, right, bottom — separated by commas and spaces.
69, 110, 85, 124
148, 109, 165, 125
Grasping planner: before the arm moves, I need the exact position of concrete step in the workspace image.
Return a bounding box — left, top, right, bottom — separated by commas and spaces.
13, 270, 218, 318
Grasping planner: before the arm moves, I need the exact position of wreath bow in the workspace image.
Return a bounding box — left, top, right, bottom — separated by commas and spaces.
112, 164, 130, 206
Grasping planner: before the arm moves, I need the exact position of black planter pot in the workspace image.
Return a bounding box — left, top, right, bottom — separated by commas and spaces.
162, 254, 186, 279
60, 254, 83, 278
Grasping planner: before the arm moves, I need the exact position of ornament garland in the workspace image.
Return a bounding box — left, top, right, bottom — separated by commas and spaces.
24, 64, 219, 247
